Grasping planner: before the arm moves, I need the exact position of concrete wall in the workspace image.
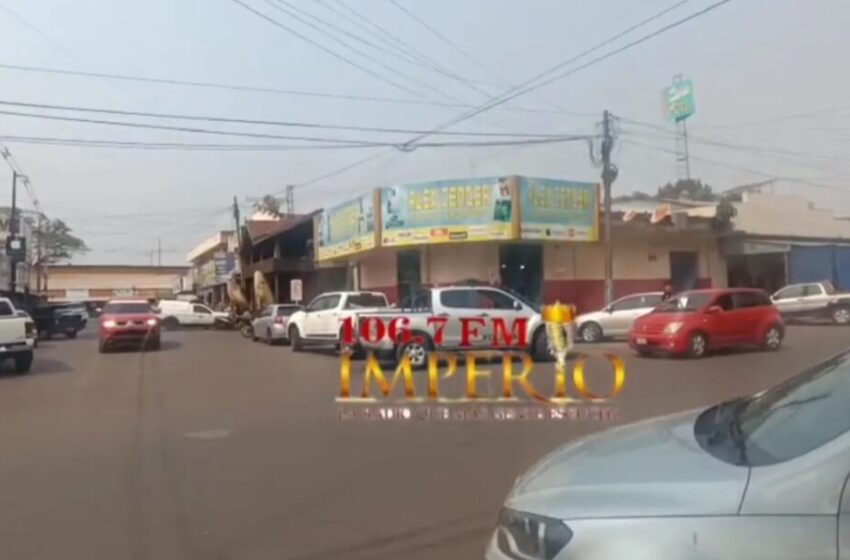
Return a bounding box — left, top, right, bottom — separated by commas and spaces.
733, 192, 850, 238
46, 266, 189, 299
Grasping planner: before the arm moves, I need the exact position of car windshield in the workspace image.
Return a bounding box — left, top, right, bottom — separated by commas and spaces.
654, 292, 714, 312
103, 302, 152, 314
346, 294, 388, 308
696, 351, 850, 466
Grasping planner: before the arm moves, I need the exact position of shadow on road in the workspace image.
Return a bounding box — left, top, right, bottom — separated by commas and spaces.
102, 339, 182, 354
0, 357, 74, 379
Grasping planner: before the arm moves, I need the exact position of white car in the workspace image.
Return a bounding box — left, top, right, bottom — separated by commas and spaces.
156, 300, 229, 329
287, 291, 390, 351
575, 292, 664, 342
251, 304, 300, 345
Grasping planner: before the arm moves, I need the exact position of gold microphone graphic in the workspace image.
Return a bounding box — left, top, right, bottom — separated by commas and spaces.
542, 301, 575, 370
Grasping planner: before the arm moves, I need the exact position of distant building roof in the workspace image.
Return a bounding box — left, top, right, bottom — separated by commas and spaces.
244, 212, 318, 244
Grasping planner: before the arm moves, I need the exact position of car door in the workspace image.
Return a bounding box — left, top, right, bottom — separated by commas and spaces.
603, 295, 645, 336
436, 289, 478, 348
254, 306, 272, 335
799, 283, 827, 313
772, 284, 806, 314
192, 304, 215, 326
705, 293, 738, 346
731, 291, 763, 342
302, 296, 328, 337
307, 294, 341, 338
475, 288, 524, 349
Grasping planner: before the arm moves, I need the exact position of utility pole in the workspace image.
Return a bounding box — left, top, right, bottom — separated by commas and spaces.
600, 110, 618, 306
157, 237, 162, 267
9, 170, 18, 293
284, 185, 295, 217
233, 196, 241, 245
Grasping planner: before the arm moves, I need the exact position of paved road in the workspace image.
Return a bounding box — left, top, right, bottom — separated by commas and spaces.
0, 325, 847, 560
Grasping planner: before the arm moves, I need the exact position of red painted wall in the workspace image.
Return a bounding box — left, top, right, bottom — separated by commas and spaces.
544, 278, 712, 313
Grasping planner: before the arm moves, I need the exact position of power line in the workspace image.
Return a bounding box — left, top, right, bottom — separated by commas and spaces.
402, 0, 728, 148
287, 0, 711, 187
0, 62, 594, 117
621, 138, 847, 193
229, 0, 435, 101
0, 99, 578, 138
263, 0, 468, 105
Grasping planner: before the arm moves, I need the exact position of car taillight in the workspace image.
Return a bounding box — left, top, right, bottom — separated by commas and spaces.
274, 316, 286, 325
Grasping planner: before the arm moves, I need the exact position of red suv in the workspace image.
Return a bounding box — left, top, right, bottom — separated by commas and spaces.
629, 288, 784, 358
98, 299, 161, 353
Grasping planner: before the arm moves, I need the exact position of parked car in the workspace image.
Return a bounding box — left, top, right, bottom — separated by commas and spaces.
575, 291, 664, 342
251, 304, 300, 345
0, 298, 35, 373
771, 280, 850, 324
156, 300, 229, 329
628, 288, 784, 358
32, 304, 86, 339
486, 348, 850, 560
287, 291, 390, 352
356, 285, 547, 367
98, 299, 160, 353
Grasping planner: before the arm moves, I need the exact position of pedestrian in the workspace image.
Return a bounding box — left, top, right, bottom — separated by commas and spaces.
661, 282, 674, 301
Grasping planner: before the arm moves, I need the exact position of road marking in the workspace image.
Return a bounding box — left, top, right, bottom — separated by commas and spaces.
184, 429, 232, 440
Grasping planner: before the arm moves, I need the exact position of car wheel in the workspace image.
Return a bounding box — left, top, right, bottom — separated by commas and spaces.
66, 330, 78, 339
832, 306, 850, 325
266, 329, 275, 345
579, 322, 603, 343
161, 316, 179, 330
531, 327, 552, 362
763, 325, 783, 351
338, 327, 363, 359
397, 335, 433, 370
290, 325, 303, 352
687, 332, 708, 358
636, 348, 652, 358
98, 340, 108, 353
14, 351, 33, 373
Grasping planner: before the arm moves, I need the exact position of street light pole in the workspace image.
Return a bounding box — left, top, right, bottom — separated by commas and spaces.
9, 170, 18, 293
600, 110, 618, 306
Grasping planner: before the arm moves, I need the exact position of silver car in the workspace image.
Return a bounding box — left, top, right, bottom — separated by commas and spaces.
487, 349, 850, 559
575, 292, 663, 342
251, 304, 300, 345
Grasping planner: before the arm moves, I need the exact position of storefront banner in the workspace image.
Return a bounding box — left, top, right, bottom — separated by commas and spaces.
519, 177, 598, 241
214, 252, 236, 283
316, 193, 376, 261
380, 177, 516, 247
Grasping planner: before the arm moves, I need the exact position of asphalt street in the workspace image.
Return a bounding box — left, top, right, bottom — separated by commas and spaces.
0, 324, 848, 560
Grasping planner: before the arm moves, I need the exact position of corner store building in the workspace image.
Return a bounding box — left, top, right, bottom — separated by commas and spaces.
315, 176, 725, 312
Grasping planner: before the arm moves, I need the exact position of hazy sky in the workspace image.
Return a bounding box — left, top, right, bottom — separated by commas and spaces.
0, 0, 846, 265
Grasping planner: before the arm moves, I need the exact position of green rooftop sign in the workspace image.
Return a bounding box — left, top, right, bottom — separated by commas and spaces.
666, 79, 695, 122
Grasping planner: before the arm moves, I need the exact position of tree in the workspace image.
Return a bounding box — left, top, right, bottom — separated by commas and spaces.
31, 217, 88, 291
657, 178, 715, 201
253, 195, 282, 218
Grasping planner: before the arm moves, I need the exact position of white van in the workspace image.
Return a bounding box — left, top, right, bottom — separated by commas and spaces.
156, 300, 228, 328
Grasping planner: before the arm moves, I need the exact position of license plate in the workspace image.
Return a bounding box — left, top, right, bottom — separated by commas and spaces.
636, 337, 647, 345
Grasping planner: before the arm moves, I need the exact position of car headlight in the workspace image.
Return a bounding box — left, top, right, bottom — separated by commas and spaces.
146, 318, 158, 327
103, 320, 117, 329
496, 508, 573, 560
663, 321, 683, 335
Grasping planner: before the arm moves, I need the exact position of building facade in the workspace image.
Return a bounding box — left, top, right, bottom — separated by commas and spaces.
186, 231, 238, 307
314, 176, 726, 312
43, 265, 190, 302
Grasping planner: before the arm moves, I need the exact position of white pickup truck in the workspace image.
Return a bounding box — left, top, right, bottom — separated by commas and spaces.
355, 285, 548, 368
771, 281, 850, 324
0, 297, 35, 373
287, 291, 390, 351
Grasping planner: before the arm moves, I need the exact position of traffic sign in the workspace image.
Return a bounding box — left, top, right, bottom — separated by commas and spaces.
290, 279, 303, 303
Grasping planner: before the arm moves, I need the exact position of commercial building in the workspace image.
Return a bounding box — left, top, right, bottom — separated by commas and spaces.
315, 176, 725, 312
239, 212, 346, 305
186, 230, 238, 307
718, 183, 850, 292
43, 264, 190, 302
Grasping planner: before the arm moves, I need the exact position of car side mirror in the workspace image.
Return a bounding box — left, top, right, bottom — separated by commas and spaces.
705, 305, 723, 315
604, 306, 613, 313
512, 301, 522, 311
